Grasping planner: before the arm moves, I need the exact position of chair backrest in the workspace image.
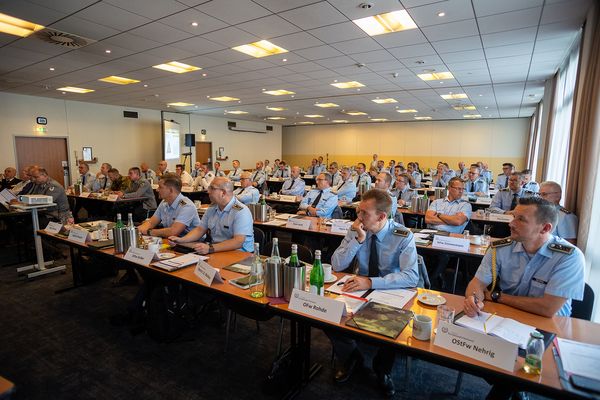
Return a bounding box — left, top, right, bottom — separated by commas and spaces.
253, 227, 265, 253
393, 212, 405, 226
332, 205, 343, 219
571, 283, 595, 320
417, 254, 430, 289
263, 240, 313, 263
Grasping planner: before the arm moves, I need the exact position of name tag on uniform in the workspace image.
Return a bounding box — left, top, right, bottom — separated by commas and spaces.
124, 247, 155, 266
432, 235, 470, 253
107, 194, 119, 202
45, 221, 62, 234
194, 259, 223, 286
68, 228, 89, 244
286, 218, 311, 230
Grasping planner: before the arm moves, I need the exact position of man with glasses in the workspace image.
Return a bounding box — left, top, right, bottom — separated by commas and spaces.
280, 166, 305, 197
464, 165, 489, 197
538, 181, 578, 245
425, 177, 472, 289
328, 162, 342, 187
521, 169, 540, 193
298, 172, 338, 218
392, 173, 416, 207
332, 166, 357, 202
489, 172, 532, 214
496, 163, 515, 189
170, 177, 254, 254
353, 162, 371, 193
233, 172, 260, 205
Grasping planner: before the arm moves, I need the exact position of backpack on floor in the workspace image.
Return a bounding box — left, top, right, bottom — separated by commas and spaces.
145, 283, 190, 342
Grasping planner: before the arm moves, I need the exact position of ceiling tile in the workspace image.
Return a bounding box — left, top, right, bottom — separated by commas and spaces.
295, 45, 343, 60
171, 37, 226, 55
439, 48, 485, 63
540, 0, 591, 24
280, 2, 348, 30
473, 0, 543, 17
104, 0, 187, 20
50, 16, 119, 41
267, 32, 325, 51
352, 49, 397, 63
103, 33, 161, 52
330, 37, 382, 55
421, 19, 479, 41
74, 2, 151, 31
129, 22, 193, 45
431, 35, 482, 53
327, 0, 403, 20
160, 9, 229, 35
202, 27, 260, 47
408, 0, 475, 27
387, 43, 436, 58
237, 14, 302, 38
477, 7, 542, 35
485, 42, 535, 59
372, 29, 428, 47
481, 27, 538, 47
253, 0, 322, 13
0, 1, 66, 25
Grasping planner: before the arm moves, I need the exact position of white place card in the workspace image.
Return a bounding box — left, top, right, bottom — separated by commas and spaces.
331, 219, 352, 234
279, 195, 297, 202
181, 186, 194, 192
434, 321, 518, 372
475, 197, 492, 205
194, 259, 223, 286
44, 221, 62, 234
488, 213, 514, 222
79, 192, 90, 198
123, 247, 155, 266
303, 174, 314, 179
67, 228, 89, 244
286, 218, 312, 230
151, 184, 159, 190
107, 194, 119, 202
432, 235, 470, 253
288, 289, 345, 324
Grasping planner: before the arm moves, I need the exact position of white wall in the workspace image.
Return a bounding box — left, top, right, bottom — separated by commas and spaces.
283, 118, 530, 174
0, 91, 282, 181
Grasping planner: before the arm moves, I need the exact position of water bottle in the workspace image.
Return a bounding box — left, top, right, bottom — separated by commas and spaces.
309, 250, 324, 296
270, 237, 281, 264
524, 331, 544, 375
249, 243, 264, 298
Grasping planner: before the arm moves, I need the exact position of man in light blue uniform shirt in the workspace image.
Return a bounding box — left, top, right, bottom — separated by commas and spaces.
298, 172, 338, 218
306, 158, 319, 175
227, 160, 242, 182
87, 162, 112, 192
374, 172, 398, 219
213, 161, 226, 177
250, 161, 266, 188
354, 163, 372, 193
489, 172, 533, 213
329, 189, 418, 396
328, 162, 342, 187
170, 177, 254, 254
138, 173, 200, 237
273, 160, 291, 178
425, 177, 472, 234
495, 163, 515, 189
233, 171, 260, 204
407, 162, 421, 188
279, 166, 305, 196
332, 166, 357, 201
464, 166, 489, 196
539, 181, 578, 245
521, 169, 540, 193
392, 173, 416, 206
431, 163, 455, 187
316, 156, 326, 174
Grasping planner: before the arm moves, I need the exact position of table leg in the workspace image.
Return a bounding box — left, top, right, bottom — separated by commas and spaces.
452, 258, 460, 294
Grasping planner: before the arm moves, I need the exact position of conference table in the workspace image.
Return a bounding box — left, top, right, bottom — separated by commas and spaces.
37, 226, 600, 400
67, 194, 145, 222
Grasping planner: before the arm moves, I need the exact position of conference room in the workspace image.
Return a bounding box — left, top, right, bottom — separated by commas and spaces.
1, 0, 599, 399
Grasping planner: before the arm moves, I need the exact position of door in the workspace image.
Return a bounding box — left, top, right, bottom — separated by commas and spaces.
195, 142, 212, 168
15, 136, 69, 186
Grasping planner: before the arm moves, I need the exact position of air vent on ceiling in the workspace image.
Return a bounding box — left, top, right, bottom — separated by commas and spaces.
32, 28, 95, 48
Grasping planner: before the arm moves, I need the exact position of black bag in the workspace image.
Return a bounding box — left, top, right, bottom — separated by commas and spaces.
261, 347, 297, 395
145, 283, 190, 342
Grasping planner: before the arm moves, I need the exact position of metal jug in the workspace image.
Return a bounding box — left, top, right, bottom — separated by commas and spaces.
264, 260, 284, 297
283, 263, 305, 301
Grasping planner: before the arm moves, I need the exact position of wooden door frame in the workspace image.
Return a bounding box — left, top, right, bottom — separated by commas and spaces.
195, 141, 213, 169
13, 135, 72, 183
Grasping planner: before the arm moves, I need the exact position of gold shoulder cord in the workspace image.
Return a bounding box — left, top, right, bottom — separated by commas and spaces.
490, 247, 497, 292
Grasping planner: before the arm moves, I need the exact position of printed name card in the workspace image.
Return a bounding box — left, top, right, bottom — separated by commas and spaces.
286, 218, 312, 230
181, 186, 194, 192
123, 247, 155, 266
279, 195, 297, 202
194, 259, 223, 286
432, 235, 470, 253
288, 289, 345, 324
331, 220, 351, 234
44, 221, 62, 234
79, 192, 90, 198
67, 228, 89, 244
475, 197, 492, 205
489, 213, 514, 222
107, 194, 119, 202
434, 321, 518, 372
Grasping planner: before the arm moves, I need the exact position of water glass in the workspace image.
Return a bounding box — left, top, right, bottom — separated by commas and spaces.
437, 305, 455, 326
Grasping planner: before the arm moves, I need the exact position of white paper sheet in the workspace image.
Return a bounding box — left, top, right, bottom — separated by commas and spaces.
557, 338, 600, 381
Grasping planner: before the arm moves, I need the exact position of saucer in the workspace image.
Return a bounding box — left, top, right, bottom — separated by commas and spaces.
157, 252, 176, 260
324, 274, 337, 283
417, 293, 446, 306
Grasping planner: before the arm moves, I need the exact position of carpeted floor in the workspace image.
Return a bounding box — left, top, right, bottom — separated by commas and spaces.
0, 243, 552, 400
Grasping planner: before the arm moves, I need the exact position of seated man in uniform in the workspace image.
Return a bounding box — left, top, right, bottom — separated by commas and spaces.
193, 163, 214, 190
28, 167, 74, 224
495, 163, 515, 189
233, 172, 260, 205
539, 181, 578, 245
140, 162, 156, 182
354, 162, 372, 193
107, 168, 128, 192
489, 172, 533, 214
464, 165, 489, 197
328, 162, 342, 187
329, 189, 418, 397
273, 160, 291, 179
11, 165, 37, 195
332, 166, 357, 202
154, 160, 169, 183
374, 172, 399, 220
87, 163, 112, 192
175, 164, 193, 187
521, 169, 540, 193
463, 197, 585, 400
250, 161, 266, 188
307, 158, 319, 175
169, 177, 254, 254
227, 160, 242, 182
392, 173, 416, 207
213, 161, 226, 177
115, 167, 157, 222
298, 172, 338, 218
76, 162, 95, 188
191, 161, 202, 178
279, 166, 305, 197
1, 167, 21, 190
138, 173, 200, 238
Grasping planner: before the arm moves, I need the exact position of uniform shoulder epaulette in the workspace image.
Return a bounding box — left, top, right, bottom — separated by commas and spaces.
491, 238, 512, 248
500, 187, 509, 191
393, 228, 409, 237
179, 199, 188, 207
559, 207, 571, 214
232, 203, 243, 211
549, 243, 574, 254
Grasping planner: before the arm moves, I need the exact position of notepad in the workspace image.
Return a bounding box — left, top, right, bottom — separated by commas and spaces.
366, 289, 417, 309
153, 253, 208, 272
455, 312, 535, 348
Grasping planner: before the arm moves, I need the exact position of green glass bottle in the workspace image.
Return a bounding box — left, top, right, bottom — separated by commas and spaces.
115, 213, 124, 229
289, 244, 299, 268
309, 250, 324, 296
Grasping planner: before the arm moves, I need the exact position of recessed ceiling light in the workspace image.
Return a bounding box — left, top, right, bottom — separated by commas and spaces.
397, 109, 418, 113
49, 67, 55, 71
418, 72, 454, 81
331, 81, 364, 89
282, 58, 287, 62
57, 86, 94, 94
297, 121, 314, 125
153, 61, 201, 74
304, 114, 323, 118
232, 40, 288, 58
414, 116, 432, 120
263, 89, 295, 96
372, 98, 397, 104
209, 96, 240, 102
143, 84, 148, 87
353, 10, 417, 36
438, 12, 446, 17
266, 116, 286, 120
331, 120, 348, 123
98, 76, 140, 85
314, 102, 339, 108
344, 111, 367, 116
370, 118, 388, 122
266, 106, 287, 111
478, 94, 483, 97
441, 93, 468, 100
202, 73, 207, 77
484, 106, 489, 109
0, 12, 44, 37
452, 105, 476, 111
191, 22, 198, 27
105, 49, 111, 54
225, 110, 248, 114
167, 102, 194, 107
463, 114, 481, 118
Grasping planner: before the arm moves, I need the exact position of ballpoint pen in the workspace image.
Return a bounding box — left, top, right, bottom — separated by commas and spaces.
472, 292, 482, 316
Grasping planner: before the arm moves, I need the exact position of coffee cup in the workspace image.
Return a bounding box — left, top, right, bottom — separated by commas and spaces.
470, 235, 482, 245
411, 314, 432, 341
322, 263, 333, 281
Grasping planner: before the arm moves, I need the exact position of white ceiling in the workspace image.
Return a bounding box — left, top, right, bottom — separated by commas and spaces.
0, 0, 590, 125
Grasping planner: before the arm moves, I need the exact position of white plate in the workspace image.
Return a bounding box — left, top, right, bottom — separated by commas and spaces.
417, 293, 446, 306
157, 252, 176, 260
324, 274, 337, 283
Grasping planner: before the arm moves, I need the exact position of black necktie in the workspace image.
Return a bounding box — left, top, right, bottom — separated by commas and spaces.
368, 235, 379, 277
311, 190, 323, 207
470, 182, 474, 192
337, 180, 346, 190
252, 172, 257, 181
510, 193, 518, 210
284, 179, 293, 190
82, 175, 85, 185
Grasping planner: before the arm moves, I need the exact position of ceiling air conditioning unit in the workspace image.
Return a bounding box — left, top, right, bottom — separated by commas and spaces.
227, 121, 269, 134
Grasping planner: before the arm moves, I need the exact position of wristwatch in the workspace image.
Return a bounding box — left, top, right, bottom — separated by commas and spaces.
208, 244, 215, 254
148, 229, 153, 236
491, 288, 502, 303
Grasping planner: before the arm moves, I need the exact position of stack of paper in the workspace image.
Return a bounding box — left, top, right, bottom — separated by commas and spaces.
153, 253, 207, 272
366, 289, 417, 309
455, 312, 535, 348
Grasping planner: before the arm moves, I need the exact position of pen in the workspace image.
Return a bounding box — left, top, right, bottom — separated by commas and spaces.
472, 292, 482, 316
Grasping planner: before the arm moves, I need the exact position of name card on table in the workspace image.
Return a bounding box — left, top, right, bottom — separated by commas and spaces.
279, 195, 297, 202
331, 219, 352, 234
151, 184, 159, 190
124, 247, 155, 266
44, 221, 62, 234
194, 259, 223, 286
79, 192, 90, 198
488, 213, 514, 223
286, 218, 312, 230
181, 186, 194, 192
303, 175, 314, 179
475, 197, 492, 205
432, 235, 470, 253
67, 228, 89, 244
434, 321, 518, 372
288, 288, 345, 324
106, 194, 119, 202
